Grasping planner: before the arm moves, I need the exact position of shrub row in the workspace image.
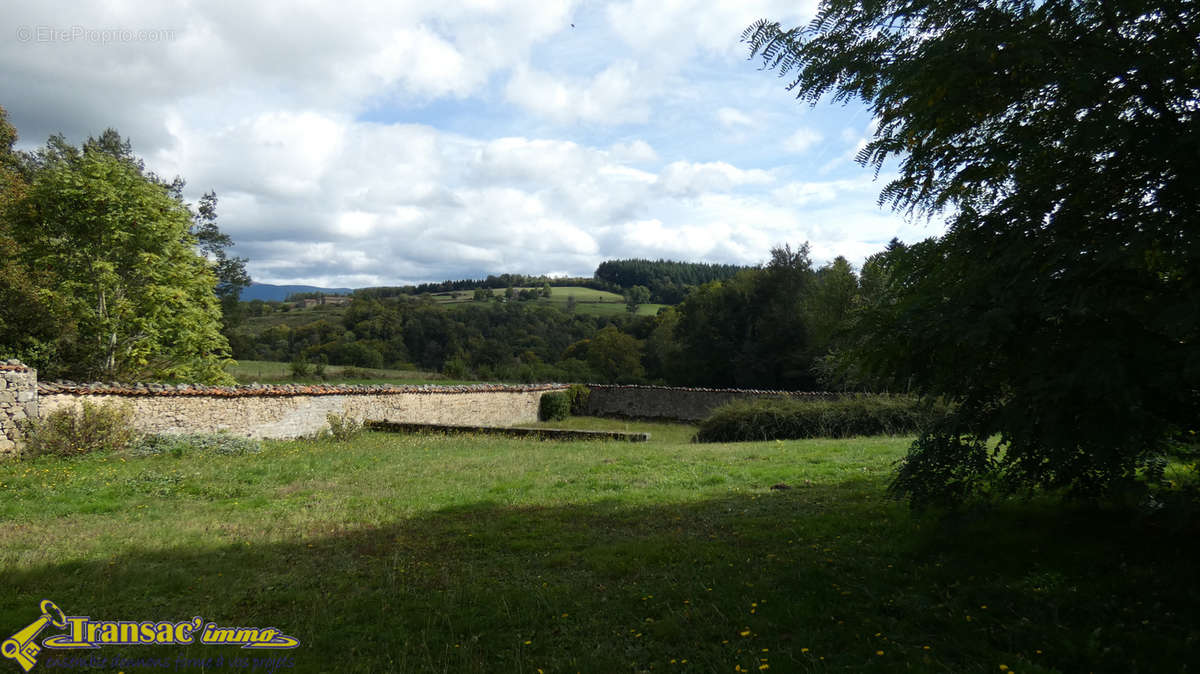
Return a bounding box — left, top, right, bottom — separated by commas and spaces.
694, 395, 947, 443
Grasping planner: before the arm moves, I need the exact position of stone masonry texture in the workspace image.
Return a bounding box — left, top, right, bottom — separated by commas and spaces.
33, 383, 567, 443
0, 361, 38, 456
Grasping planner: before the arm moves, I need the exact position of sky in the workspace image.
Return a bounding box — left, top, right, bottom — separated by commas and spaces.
2, 0, 946, 287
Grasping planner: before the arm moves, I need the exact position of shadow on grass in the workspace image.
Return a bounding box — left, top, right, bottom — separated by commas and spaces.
2, 487, 1198, 673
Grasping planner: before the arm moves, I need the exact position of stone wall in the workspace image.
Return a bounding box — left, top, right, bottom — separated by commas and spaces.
583, 384, 838, 422
0, 357, 846, 455
0, 361, 38, 456
34, 382, 567, 442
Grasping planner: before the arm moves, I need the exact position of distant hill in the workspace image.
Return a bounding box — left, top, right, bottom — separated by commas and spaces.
241, 283, 355, 302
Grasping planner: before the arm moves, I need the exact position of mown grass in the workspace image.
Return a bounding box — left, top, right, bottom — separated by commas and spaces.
1, 423, 1196, 673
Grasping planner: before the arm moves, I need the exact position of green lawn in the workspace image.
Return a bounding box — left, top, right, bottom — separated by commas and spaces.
2, 423, 1195, 672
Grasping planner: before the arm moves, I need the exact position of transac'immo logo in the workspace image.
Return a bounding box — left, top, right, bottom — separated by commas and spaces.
2, 600, 299, 672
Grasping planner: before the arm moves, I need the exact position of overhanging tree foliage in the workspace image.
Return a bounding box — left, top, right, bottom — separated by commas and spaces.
746, 0, 1199, 505
5, 130, 233, 383
0, 107, 69, 366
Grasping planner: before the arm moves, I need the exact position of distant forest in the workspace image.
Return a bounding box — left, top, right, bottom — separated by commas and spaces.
353, 275, 613, 300
228, 247, 864, 390
594, 259, 752, 303
339, 259, 754, 305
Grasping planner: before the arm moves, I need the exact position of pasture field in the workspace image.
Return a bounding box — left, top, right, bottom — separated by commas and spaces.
431, 286, 666, 317
224, 360, 464, 386
2, 422, 1195, 673
237, 304, 349, 332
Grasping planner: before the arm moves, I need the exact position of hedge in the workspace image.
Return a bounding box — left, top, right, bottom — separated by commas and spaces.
694, 395, 946, 442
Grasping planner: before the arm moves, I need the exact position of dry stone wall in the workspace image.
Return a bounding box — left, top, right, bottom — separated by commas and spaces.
583, 384, 839, 422
0, 361, 38, 456
1, 357, 845, 456
33, 381, 567, 442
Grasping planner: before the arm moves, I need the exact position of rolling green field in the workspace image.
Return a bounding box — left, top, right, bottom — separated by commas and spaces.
225, 360, 465, 386
237, 305, 349, 333
2, 421, 1196, 672
431, 286, 667, 317
239, 288, 666, 331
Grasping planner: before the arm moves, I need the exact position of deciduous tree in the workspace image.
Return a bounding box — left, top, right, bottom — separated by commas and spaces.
746, 0, 1200, 505
10, 132, 233, 383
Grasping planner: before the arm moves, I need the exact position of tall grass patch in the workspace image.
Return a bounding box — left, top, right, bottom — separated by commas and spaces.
695, 395, 945, 442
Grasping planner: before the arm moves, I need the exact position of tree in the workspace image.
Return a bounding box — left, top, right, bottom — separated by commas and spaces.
669, 245, 819, 389
9, 132, 233, 383
805, 256, 858, 355
0, 106, 68, 369
746, 1, 1200, 506
624, 285, 651, 313
584, 326, 645, 383
192, 191, 251, 307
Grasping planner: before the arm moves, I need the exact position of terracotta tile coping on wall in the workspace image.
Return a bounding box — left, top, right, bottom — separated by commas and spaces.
37, 381, 570, 397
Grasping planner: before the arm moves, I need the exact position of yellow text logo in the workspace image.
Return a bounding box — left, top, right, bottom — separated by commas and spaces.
2, 600, 298, 672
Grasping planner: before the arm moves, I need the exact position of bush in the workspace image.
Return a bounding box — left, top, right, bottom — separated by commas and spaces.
539, 392, 570, 421
127, 432, 263, 458
19, 401, 138, 458
443, 357, 469, 379
567, 384, 591, 415
325, 412, 363, 442
694, 395, 946, 443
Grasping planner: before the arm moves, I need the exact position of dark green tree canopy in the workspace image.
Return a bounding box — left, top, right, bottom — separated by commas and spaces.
1, 124, 236, 383
747, 0, 1199, 505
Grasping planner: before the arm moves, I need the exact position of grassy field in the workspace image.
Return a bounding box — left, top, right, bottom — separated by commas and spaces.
224, 359, 462, 386
431, 287, 667, 317
237, 305, 349, 333
2, 422, 1196, 673
238, 289, 665, 334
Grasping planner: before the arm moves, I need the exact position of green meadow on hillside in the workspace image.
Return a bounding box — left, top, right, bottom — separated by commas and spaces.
2, 422, 1196, 673
224, 359, 462, 385
430, 286, 666, 316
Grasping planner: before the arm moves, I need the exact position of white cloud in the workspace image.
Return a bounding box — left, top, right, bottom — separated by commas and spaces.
1, 0, 924, 287
772, 178, 874, 207
504, 60, 649, 125
0, 0, 579, 147
716, 107, 755, 128
608, 139, 658, 162
657, 161, 773, 197
606, 0, 818, 62
784, 127, 823, 153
